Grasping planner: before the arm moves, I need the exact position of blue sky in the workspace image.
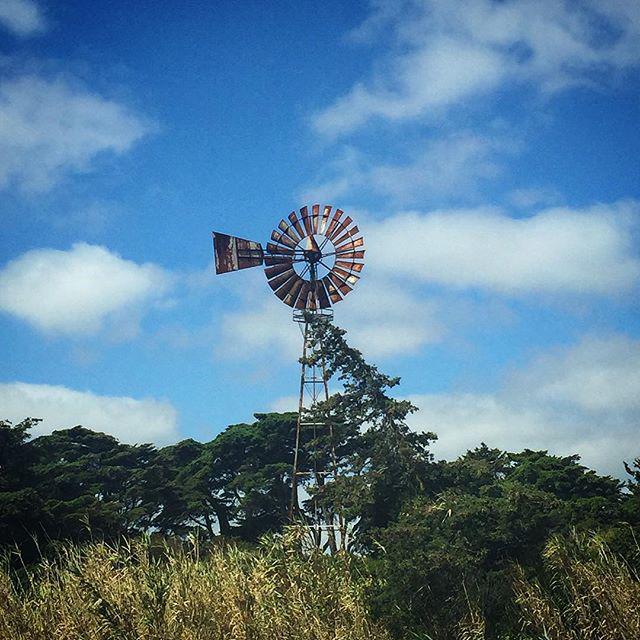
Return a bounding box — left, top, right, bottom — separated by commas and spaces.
1, 0, 639, 476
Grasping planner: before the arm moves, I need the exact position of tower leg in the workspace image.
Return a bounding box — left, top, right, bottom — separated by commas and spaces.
289, 311, 342, 551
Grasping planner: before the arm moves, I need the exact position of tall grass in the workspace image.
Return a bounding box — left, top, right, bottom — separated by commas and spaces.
514, 531, 640, 640
0, 529, 389, 640
2, 529, 639, 640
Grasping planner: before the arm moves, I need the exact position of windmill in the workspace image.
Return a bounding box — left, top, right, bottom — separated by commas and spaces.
212, 204, 365, 548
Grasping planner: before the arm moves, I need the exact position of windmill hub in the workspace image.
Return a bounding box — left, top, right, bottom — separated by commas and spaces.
304, 248, 322, 264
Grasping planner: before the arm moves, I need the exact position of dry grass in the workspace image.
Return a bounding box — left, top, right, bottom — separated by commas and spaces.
514, 532, 640, 640
0, 529, 389, 640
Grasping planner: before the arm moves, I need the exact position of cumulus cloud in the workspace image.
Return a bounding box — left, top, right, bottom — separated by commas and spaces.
314, 0, 640, 136
510, 334, 640, 413
300, 133, 505, 205
0, 74, 152, 191
365, 201, 640, 295
409, 334, 640, 477
0, 0, 45, 36
0, 382, 179, 444
0, 243, 172, 335
218, 270, 443, 362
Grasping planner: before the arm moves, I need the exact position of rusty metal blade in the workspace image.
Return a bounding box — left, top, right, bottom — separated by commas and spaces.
327, 215, 352, 242
311, 204, 320, 234
294, 282, 312, 309
306, 234, 321, 252
315, 279, 331, 309
333, 266, 360, 285
264, 262, 293, 278
333, 225, 359, 248
272, 273, 299, 303
335, 249, 365, 260
324, 208, 344, 239
319, 205, 332, 234
322, 276, 343, 303
282, 277, 304, 307
213, 232, 264, 274
265, 255, 293, 266
267, 268, 296, 290
336, 260, 364, 273
279, 219, 301, 243
300, 206, 313, 237
270, 230, 297, 249
288, 211, 305, 238
328, 271, 352, 296
266, 242, 294, 256
335, 236, 364, 253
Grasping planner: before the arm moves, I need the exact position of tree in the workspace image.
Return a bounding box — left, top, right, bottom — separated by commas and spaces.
32, 426, 157, 541
304, 316, 437, 548
0, 418, 45, 553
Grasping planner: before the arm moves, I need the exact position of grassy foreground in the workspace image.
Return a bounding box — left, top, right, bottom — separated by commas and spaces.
0, 531, 639, 640
0, 531, 389, 640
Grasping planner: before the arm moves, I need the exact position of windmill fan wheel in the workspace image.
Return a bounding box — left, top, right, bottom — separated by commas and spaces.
264, 205, 365, 310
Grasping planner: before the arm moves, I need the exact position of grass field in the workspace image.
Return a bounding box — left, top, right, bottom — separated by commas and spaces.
1, 531, 638, 640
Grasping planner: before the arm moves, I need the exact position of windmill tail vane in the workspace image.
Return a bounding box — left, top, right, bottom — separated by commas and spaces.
212, 204, 365, 550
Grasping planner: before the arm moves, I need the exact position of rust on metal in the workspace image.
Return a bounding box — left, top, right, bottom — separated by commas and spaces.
214, 203, 364, 312
213, 232, 264, 274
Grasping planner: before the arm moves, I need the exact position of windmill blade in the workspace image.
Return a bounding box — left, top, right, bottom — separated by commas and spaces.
311, 204, 320, 234
322, 276, 343, 303
266, 242, 294, 256
267, 268, 297, 291
335, 236, 364, 253
333, 266, 360, 285
273, 274, 303, 305
288, 211, 305, 238
326, 215, 352, 242
315, 279, 331, 309
324, 208, 344, 239
333, 225, 359, 248
294, 281, 312, 310
265, 262, 293, 278
271, 229, 297, 249
300, 206, 314, 236
328, 271, 352, 296
278, 219, 301, 243
336, 260, 364, 273
213, 232, 264, 274
319, 205, 332, 235
335, 249, 365, 260
282, 277, 305, 307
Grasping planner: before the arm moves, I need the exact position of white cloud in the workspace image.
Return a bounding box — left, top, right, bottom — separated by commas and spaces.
0, 0, 45, 36
219, 294, 301, 361
0, 74, 152, 191
408, 334, 640, 477
314, 0, 640, 137
0, 243, 172, 335
365, 201, 640, 295
300, 133, 505, 205
0, 382, 179, 444
510, 334, 640, 413
268, 395, 299, 413
218, 270, 443, 362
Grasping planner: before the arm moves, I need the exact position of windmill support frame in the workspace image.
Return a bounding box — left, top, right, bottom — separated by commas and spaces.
289, 307, 346, 553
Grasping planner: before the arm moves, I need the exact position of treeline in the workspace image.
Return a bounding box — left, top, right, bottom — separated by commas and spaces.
1, 319, 639, 638
2, 414, 639, 636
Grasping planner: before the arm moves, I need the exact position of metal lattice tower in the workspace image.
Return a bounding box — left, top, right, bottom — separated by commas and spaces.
212, 204, 365, 550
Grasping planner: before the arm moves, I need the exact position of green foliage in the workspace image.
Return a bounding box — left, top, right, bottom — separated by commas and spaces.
1, 320, 639, 638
